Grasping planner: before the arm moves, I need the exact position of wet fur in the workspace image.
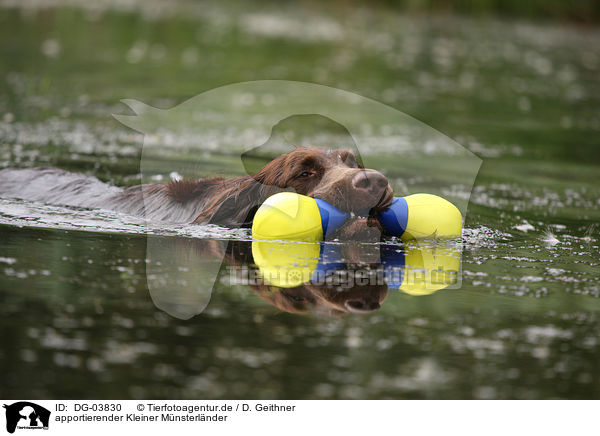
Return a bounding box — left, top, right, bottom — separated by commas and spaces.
0, 146, 393, 226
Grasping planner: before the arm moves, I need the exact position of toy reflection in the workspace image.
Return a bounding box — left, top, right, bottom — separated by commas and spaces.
248, 241, 388, 315
245, 239, 461, 315
145, 236, 461, 319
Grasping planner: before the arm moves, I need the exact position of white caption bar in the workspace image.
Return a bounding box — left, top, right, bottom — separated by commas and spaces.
0, 400, 596, 435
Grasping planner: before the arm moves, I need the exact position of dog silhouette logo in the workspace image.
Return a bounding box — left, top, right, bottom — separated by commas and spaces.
114, 81, 481, 319
3, 402, 50, 434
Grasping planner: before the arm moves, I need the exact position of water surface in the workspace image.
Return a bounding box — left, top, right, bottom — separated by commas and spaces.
1, 0, 599, 399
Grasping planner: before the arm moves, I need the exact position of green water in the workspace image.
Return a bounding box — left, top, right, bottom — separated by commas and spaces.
1, 1, 599, 399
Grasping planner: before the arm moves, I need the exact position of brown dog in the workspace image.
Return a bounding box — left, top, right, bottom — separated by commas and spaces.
0, 146, 394, 227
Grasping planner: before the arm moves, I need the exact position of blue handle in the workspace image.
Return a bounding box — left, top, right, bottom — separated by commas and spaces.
380, 244, 406, 289
377, 197, 408, 237
315, 196, 408, 238
314, 199, 349, 238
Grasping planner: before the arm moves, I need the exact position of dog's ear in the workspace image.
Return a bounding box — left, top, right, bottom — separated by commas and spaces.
194, 176, 288, 227
206, 179, 272, 227
208, 195, 260, 227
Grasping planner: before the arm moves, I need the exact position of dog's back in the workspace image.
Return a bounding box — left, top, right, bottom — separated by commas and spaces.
0, 147, 393, 226
0, 167, 211, 223
0, 167, 122, 208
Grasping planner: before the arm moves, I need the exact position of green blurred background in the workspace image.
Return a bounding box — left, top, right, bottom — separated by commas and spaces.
0, 0, 599, 399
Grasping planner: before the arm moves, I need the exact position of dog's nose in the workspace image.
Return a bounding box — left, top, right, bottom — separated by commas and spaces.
351, 170, 388, 196
344, 299, 381, 313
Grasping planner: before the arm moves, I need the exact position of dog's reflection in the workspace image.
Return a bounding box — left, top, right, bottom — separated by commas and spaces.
248, 241, 387, 315
250, 267, 390, 316
145, 236, 461, 318
252, 281, 388, 316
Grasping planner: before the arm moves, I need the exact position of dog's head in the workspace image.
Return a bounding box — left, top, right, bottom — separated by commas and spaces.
254, 146, 394, 214
196, 146, 394, 231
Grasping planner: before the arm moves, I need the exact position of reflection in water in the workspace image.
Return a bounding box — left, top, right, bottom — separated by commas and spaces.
146, 237, 462, 318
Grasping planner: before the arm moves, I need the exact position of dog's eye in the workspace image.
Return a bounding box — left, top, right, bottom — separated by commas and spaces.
297, 171, 313, 178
